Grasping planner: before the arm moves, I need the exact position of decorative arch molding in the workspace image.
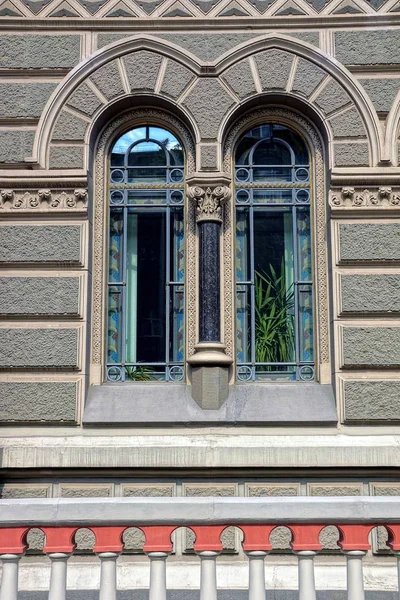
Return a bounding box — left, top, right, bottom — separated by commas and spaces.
385, 87, 400, 165
32, 32, 382, 172
91, 108, 196, 381
222, 107, 330, 382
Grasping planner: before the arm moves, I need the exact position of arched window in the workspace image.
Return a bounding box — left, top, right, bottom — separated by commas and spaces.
107, 125, 185, 382
235, 123, 314, 382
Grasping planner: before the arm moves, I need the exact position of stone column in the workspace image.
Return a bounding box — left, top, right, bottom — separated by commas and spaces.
294, 550, 317, 600
97, 551, 120, 600
187, 180, 232, 409
196, 550, 219, 600
342, 550, 366, 600
0, 554, 21, 600
147, 551, 169, 600
47, 552, 70, 600
245, 551, 268, 600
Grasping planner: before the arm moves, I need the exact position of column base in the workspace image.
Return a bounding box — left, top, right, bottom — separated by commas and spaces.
188, 343, 232, 410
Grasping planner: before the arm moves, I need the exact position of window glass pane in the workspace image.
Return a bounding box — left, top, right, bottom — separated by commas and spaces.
297, 207, 312, 281
253, 140, 291, 165
128, 141, 167, 167
236, 207, 250, 282
109, 209, 123, 283
236, 284, 251, 364
253, 209, 295, 366
235, 123, 313, 382
107, 286, 123, 365
107, 125, 185, 382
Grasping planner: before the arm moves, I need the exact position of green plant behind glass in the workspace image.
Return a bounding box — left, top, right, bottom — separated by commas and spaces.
254, 261, 295, 366
125, 366, 154, 381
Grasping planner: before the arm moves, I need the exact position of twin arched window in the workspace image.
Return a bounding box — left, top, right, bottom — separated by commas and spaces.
106, 123, 314, 383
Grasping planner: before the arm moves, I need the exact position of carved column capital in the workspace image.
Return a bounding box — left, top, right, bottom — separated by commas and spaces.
188, 184, 231, 224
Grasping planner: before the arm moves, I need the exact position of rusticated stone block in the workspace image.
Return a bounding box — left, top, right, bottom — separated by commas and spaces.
315, 78, 351, 115
341, 274, 400, 314
0, 225, 82, 264
123, 51, 162, 92
359, 78, 400, 113
0, 83, 57, 119
329, 108, 366, 138
338, 223, 400, 264
67, 82, 103, 116
0, 35, 81, 69
182, 78, 236, 139
0, 382, 77, 422
221, 59, 257, 99
89, 60, 125, 101
335, 31, 400, 65
200, 145, 218, 170
49, 146, 84, 169
0, 131, 34, 163
254, 49, 293, 91
334, 143, 369, 167
343, 380, 400, 422
291, 58, 326, 98
52, 110, 89, 142
160, 59, 195, 100
342, 327, 400, 368
0, 328, 79, 369
0, 277, 80, 316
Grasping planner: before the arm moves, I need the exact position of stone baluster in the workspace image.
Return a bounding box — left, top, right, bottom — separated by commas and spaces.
245, 551, 268, 600
47, 553, 70, 600
338, 525, 372, 600
290, 525, 324, 600
294, 551, 317, 600
0, 526, 29, 600
197, 551, 219, 600
187, 178, 232, 409
343, 551, 367, 600
147, 552, 169, 600
385, 525, 400, 600
0, 554, 21, 600
97, 552, 120, 600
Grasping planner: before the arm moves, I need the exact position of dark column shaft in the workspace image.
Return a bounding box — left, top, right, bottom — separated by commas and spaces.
198, 220, 220, 342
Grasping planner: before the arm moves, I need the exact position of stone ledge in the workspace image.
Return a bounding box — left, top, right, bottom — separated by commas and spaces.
2, 432, 400, 469
83, 382, 336, 425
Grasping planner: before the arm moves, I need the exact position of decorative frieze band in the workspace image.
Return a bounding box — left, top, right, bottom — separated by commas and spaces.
0, 189, 88, 212
188, 185, 231, 223
330, 187, 400, 209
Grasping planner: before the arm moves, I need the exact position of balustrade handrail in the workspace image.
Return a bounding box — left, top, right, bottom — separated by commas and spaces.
2, 497, 400, 600
0, 496, 400, 526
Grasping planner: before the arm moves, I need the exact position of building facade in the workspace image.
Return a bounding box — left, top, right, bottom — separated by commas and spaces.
1, 1, 400, 594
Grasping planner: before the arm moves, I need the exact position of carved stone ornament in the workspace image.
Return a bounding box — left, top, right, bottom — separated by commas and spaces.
330, 187, 400, 208
0, 189, 88, 212
188, 185, 231, 223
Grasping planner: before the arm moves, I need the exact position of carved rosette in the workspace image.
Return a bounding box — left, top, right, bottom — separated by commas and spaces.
188, 185, 231, 223
330, 187, 400, 208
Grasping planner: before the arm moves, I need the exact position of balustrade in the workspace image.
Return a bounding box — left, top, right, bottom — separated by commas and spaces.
0, 497, 400, 598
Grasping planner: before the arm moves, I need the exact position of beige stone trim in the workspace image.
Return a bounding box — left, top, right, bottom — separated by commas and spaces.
222, 107, 330, 380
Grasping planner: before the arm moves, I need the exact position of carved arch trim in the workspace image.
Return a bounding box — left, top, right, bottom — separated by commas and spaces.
91, 108, 196, 380
222, 107, 330, 381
